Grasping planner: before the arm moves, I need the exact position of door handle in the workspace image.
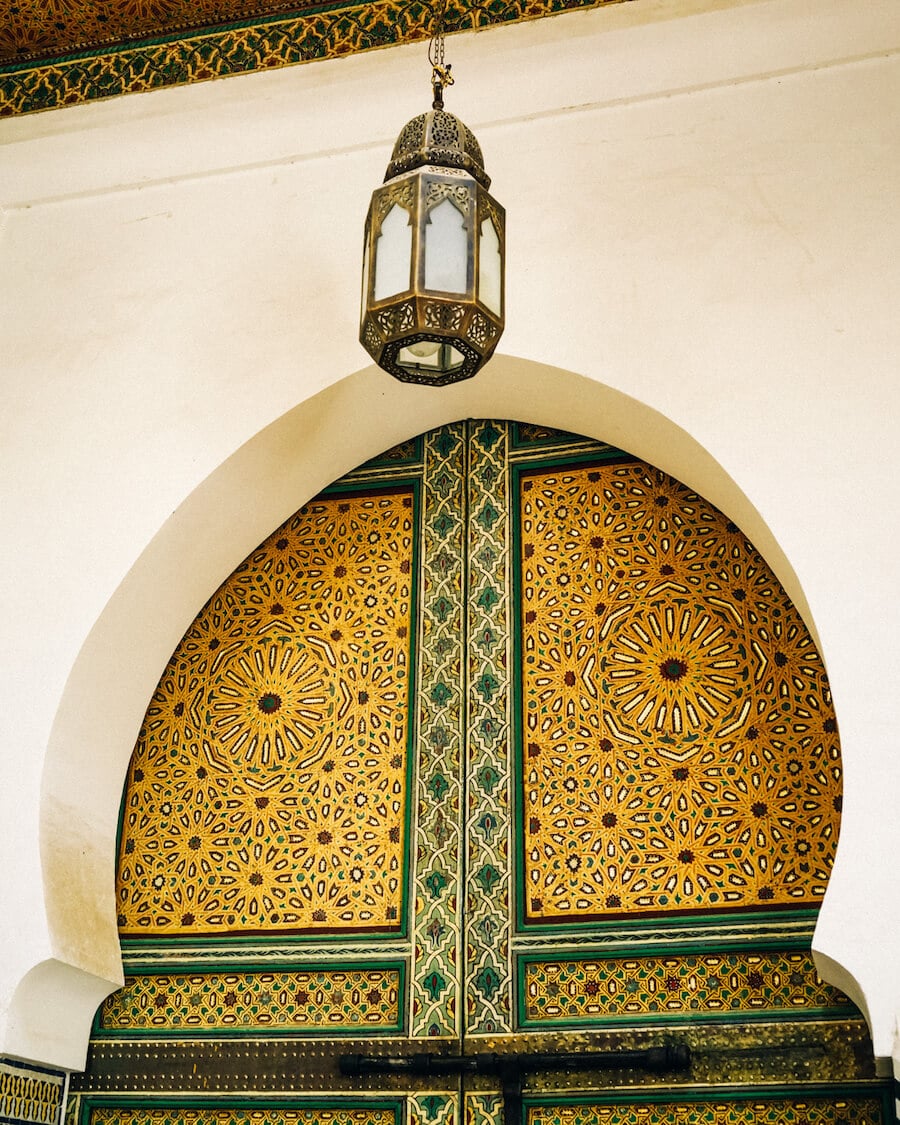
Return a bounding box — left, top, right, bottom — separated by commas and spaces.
340, 1044, 691, 1125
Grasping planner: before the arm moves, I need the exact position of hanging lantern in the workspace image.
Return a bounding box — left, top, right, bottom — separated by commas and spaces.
360, 43, 505, 386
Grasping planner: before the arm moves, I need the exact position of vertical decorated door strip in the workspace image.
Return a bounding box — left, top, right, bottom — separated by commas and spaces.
464, 421, 514, 1037
413, 423, 467, 1039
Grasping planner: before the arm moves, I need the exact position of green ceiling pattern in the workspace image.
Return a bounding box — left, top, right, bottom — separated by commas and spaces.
0, 0, 627, 118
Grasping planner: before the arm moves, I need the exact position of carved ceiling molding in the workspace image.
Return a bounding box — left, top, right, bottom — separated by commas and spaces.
0, 0, 625, 118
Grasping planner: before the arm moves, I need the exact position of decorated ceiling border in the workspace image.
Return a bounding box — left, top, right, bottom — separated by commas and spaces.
0, 0, 626, 119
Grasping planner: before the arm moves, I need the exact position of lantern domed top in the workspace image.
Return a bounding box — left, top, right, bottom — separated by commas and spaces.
385, 109, 491, 189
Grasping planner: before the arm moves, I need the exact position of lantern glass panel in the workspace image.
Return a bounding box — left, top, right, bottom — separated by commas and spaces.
374, 203, 412, 301
397, 341, 467, 374
424, 198, 468, 294
478, 217, 502, 317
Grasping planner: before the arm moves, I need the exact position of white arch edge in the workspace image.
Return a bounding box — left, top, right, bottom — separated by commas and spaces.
18, 354, 865, 1071
5, 961, 119, 1074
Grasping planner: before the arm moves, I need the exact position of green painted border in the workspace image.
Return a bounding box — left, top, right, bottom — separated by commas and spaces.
92, 958, 408, 1037
117, 474, 422, 954
508, 423, 621, 455
515, 942, 856, 1030
519, 932, 819, 960
358, 435, 425, 472
0, 0, 632, 119
73, 1094, 406, 1125
508, 448, 823, 939
525, 1085, 895, 1116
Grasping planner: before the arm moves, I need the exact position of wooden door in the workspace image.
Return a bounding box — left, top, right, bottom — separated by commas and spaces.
66, 422, 891, 1125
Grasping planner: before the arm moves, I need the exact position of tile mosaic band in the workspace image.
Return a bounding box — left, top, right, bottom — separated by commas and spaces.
96, 964, 404, 1034
464, 420, 514, 1036
526, 1093, 890, 1125
411, 423, 467, 1037
518, 949, 852, 1027
72, 1104, 401, 1125
0, 1058, 66, 1125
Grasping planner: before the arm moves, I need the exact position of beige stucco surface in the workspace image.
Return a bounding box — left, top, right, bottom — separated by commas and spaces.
1, 0, 898, 1071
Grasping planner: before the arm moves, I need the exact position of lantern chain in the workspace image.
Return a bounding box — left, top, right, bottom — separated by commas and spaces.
428, 0, 454, 109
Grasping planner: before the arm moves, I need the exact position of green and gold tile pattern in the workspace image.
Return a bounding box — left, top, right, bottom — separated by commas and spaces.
0, 0, 630, 119
527, 1096, 888, 1125
97, 965, 403, 1034
68, 424, 867, 1125
520, 950, 852, 1026
85, 1109, 399, 1125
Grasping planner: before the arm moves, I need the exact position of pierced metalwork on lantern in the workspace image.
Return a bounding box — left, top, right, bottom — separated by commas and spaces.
360, 108, 506, 386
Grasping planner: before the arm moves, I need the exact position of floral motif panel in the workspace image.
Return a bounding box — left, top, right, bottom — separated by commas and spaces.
526, 1096, 889, 1125
97, 965, 403, 1034
519, 950, 852, 1026
516, 459, 840, 925
117, 487, 417, 937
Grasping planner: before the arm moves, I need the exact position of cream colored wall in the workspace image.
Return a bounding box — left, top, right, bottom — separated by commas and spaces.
1, 0, 898, 1074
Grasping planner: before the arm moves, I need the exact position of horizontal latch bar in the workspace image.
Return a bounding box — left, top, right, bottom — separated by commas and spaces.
339, 1045, 690, 1078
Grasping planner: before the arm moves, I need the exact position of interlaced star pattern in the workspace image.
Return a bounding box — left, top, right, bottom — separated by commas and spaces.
520, 461, 840, 921
118, 490, 414, 935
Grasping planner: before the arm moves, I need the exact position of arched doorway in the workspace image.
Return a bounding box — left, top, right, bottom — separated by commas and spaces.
64, 421, 890, 1122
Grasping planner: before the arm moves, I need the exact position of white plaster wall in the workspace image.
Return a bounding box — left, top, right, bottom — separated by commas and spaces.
0, 0, 898, 1071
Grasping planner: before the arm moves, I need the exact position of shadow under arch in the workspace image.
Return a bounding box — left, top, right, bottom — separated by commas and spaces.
29, 353, 854, 1071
